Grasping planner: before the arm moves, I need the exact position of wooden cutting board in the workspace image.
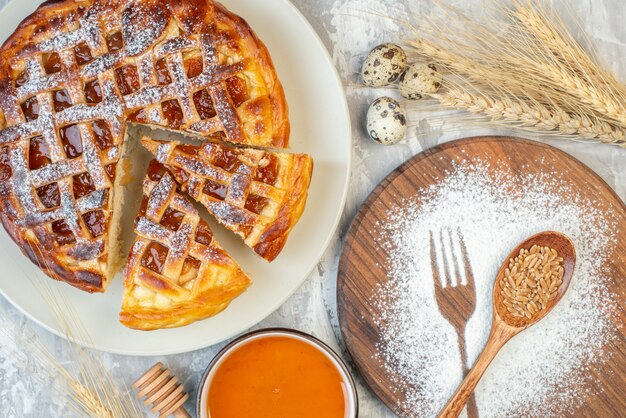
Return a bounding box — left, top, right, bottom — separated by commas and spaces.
337, 136, 626, 418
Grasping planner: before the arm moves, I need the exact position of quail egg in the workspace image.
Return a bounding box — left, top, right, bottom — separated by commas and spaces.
361, 43, 407, 87
366, 97, 407, 145
398, 63, 442, 100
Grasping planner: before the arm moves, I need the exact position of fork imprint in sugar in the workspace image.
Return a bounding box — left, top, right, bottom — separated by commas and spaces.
430, 228, 479, 417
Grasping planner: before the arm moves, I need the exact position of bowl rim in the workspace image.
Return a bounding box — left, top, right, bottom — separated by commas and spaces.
195, 327, 359, 417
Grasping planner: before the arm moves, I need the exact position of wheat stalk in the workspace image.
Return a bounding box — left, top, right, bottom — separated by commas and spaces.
407, 38, 626, 142
531, 61, 626, 126
0, 245, 142, 418
0, 315, 115, 418
70, 382, 114, 418
512, 3, 626, 101
432, 87, 624, 143
401, 0, 626, 146
511, 5, 626, 126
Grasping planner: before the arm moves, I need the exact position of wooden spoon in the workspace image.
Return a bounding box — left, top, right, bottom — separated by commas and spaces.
437, 231, 576, 418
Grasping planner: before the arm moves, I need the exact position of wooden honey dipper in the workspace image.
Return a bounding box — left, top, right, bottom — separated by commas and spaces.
133, 362, 191, 418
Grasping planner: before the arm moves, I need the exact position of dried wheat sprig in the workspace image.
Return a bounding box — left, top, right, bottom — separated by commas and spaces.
1, 245, 142, 418
409, 20, 626, 129
530, 61, 626, 126
401, 0, 626, 146
482, 21, 626, 127
510, 2, 598, 65
0, 316, 116, 418
432, 86, 625, 143
405, 43, 626, 142
407, 38, 496, 86
32, 246, 142, 418
509, 4, 626, 126
70, 382, 114, 418
512, 2, 626, 103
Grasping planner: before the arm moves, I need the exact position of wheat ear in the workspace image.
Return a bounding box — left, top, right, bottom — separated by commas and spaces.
512, 4, 626, 102
410, 26, 626, 129
70, 382, 114, 418
402, 0, 626, 145
1, 245, 142, 418
432, 87, 625, 143
511, 5, 626, 126
407, 38, 625, 141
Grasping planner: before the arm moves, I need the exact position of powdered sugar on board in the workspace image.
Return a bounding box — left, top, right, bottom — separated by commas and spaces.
372, 161, 619, 418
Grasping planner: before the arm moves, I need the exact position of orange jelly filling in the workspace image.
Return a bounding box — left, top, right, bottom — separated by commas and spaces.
74, 42, 93, 65
43, 52, 62, 74
106, 31, 124, 52
155, 58, 172, 85
193, 89, 216, 119
225, 76, 248, 107
160, 207, 184, 231
255, 154, 278, 185
184, 57, 203, 78
161, 99, 183, 128
208, 336, 347, 418
195, 220, 213, 245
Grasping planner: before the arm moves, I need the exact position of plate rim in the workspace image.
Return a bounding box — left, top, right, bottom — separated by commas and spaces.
0, 0, 352, 355
337, 135, 626, 417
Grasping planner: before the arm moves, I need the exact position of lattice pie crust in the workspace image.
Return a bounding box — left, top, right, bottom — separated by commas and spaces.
0, 1, 312, 329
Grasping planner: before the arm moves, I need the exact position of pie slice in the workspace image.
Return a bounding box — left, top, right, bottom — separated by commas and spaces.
141, 137, 313, 262
120, 160, 251, 330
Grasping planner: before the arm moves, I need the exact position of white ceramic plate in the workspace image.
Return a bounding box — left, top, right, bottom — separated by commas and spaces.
0, 0, 351, 355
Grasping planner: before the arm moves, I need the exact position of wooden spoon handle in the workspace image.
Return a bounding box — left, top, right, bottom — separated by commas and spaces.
438, 321, 514, 418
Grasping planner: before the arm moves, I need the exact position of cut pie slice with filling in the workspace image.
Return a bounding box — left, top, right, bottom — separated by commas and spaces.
141, 137, 313, 262
120, 160, 250, 330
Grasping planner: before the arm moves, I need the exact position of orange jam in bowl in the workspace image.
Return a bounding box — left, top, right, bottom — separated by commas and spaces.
197, 329, 358, 418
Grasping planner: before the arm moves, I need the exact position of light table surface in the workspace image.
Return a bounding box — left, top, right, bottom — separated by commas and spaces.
1, 0, 624, 416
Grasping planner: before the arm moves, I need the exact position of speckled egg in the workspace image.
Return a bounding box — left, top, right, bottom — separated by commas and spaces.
361, 43, 407, 87
398, 63, 442, 99
366, 97, 407, 145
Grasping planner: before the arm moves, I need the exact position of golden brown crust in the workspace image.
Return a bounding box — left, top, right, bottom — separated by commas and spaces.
142, 137, 313, 262
0, 211, 104, 292
0, 0, 289, 292
119, 282, 249, 330
252, 155, 312, 261
119, 162, 251, 330
211, 1, 290, 148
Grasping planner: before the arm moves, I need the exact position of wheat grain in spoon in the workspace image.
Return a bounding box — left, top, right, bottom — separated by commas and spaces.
437, 231, 576, 418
